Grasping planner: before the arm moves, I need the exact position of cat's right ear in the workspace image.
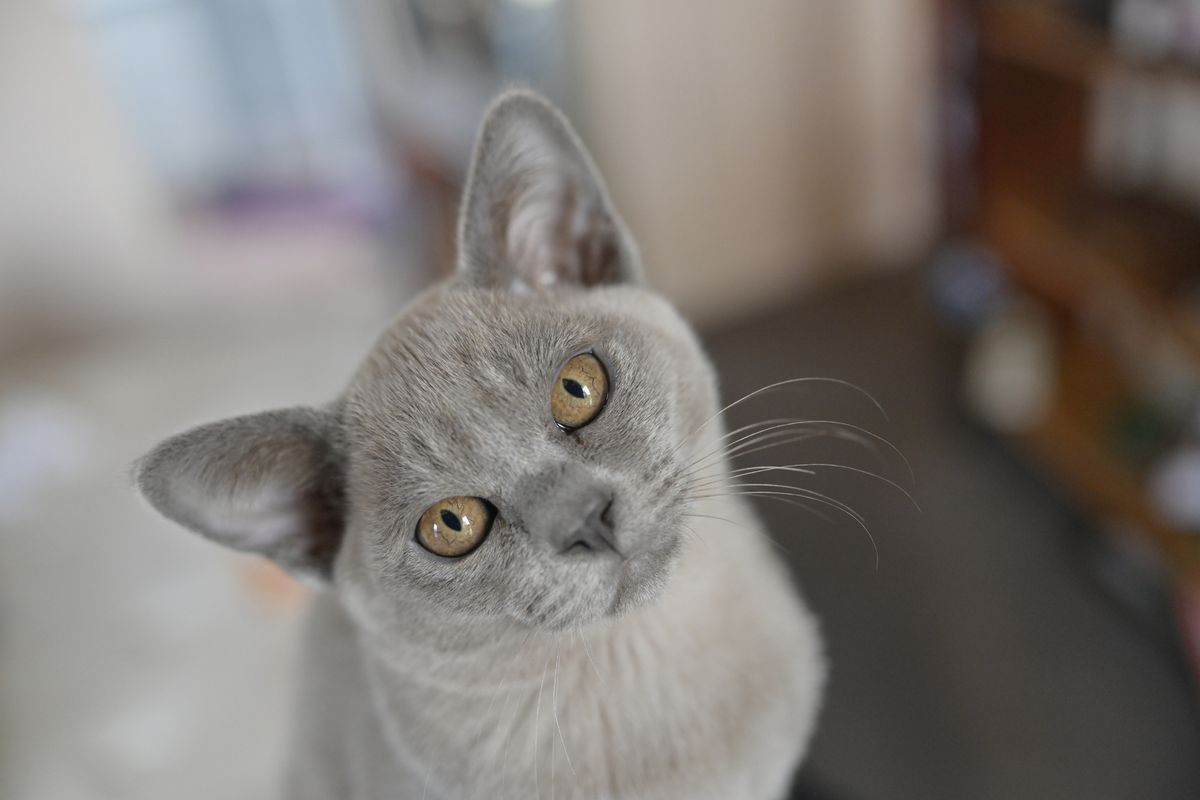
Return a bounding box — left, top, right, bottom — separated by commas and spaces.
456, 89, 643, 291
133, 408, 343, 583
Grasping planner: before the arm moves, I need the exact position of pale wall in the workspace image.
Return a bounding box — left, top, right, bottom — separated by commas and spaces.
572, 0, 938, 322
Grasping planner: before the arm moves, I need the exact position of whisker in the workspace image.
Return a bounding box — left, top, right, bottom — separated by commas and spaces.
681, 511, 792, 554
577, 628, 607, 693
680, 511, 753, 531
495, 634, 536, 798
692, 488, 880, 569
688, 376, 889, 444
677, 520, 709, 552
669, 418, 799, 484
665, 378, 903, 575
680, 464, 818, 495
712, 420, 913, 483
680, 419, 903, 484
689, 484, 866, 524
715, 463, 921, 511
682, 420, 824, 474
552, 643, 578, 780
534, 657, 550, 800
689, 416, 810, 461
702, 492, 836, 525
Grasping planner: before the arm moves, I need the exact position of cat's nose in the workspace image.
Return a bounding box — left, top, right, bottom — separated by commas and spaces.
556, 490, 617, 555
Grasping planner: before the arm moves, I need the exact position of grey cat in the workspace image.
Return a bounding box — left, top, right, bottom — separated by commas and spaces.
135, 90, 824, 800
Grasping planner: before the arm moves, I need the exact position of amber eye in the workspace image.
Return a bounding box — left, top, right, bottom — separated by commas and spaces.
416, 496, 494, 557
551, 353, 609, 431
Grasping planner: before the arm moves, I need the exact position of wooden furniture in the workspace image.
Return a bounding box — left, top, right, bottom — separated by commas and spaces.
954, 0, 1200, 676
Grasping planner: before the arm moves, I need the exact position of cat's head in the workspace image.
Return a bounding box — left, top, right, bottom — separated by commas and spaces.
135, 91, 720, 633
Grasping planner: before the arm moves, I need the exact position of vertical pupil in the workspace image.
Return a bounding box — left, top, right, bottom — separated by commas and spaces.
440, 510, 463, 531
563, 378, 588, 399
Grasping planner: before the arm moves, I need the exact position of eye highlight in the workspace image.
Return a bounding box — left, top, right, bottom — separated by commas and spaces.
416, 496, 494, 557
551, 353, 609, 430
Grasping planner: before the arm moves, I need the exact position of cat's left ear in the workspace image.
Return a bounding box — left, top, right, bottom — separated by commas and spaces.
457, 89, 642, 290
133, 408, 343, 583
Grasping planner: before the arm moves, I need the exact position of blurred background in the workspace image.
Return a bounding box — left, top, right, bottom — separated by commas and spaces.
2, 0, 1199, 797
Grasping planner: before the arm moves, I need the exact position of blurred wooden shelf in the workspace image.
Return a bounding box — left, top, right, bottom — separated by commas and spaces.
984, 192, 1200, 369
981, 192, 1200, 583
960, 2, 1200, 589
982, 1, 1200, 89
1020, 329, 1200, 583
938, 0, 1200, 684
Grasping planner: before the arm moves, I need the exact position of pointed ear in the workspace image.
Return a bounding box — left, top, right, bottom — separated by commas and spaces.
133, 408, 343, 581
457, 89, 642, 290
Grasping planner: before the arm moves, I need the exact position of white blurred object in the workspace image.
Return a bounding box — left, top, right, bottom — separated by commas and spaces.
1150, 443, 1200, 531
0, 388, 95, 524
1114, 0, 1180, 61
963, 299, 1057, 434
1113, 0, 1200, 63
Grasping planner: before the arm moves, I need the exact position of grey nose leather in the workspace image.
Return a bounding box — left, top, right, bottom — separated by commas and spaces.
515, 463, 619, 555
556, 490, 616, 554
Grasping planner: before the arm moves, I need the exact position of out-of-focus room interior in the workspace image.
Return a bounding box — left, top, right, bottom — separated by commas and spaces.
2, 1, 1199, 798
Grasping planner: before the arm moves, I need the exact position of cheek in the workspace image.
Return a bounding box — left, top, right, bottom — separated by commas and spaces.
418, 534, 541, 612
636, 339, 716, 442
653, 371, 712, 463
680, 358, 719, 429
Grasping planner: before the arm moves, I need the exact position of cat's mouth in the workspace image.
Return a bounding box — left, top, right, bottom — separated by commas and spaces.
518, 521, 682, 630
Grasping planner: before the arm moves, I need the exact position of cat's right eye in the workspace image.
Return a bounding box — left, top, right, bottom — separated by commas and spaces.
415, 496, 494, 557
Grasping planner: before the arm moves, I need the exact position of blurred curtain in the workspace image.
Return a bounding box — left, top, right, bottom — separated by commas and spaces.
81, 0, 387, 206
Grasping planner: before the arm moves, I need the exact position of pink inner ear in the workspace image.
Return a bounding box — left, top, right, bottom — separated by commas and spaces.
505, 174, 570, 289
505, 180, 619, 290
179, 479, 307, 552
236, 503, 307, 550
497, 127, 619, 291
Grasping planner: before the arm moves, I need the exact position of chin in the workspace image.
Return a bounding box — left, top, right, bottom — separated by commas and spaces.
514, 528, 684, 630
609, 533, 682, 617
519, 594, 610, 631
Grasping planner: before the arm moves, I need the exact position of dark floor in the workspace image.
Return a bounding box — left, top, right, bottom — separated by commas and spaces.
702, 270, 1200, 800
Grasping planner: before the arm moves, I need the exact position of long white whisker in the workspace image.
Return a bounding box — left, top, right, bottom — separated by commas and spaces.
710, 463, 921, 511
681, 511, 792, 554
682, 423, 823, 475
689, 484, 867, 524
679, 520, 711, 552
550, 643, 557, 800
533, 657, 549, 800
552, 643, 578, 780
681, 464, 818, 495
680, 511, 753, 530
578, 629, 607, 693
692, 488, 880, 569
669, 418, 797, 484
689, 377, 888, 443
683, 425, 868, 483
693, 419, 912, 482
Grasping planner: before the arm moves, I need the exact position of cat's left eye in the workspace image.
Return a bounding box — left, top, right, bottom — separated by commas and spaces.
416, 496, 494, 557
551, 353, 609, 431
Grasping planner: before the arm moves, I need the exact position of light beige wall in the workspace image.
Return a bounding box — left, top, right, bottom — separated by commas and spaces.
572, 0, 937, 322
0, 1, 173, 349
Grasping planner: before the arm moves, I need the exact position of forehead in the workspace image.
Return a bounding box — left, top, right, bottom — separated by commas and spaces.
339, 284, 685, 491
350, 286, 621, 410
